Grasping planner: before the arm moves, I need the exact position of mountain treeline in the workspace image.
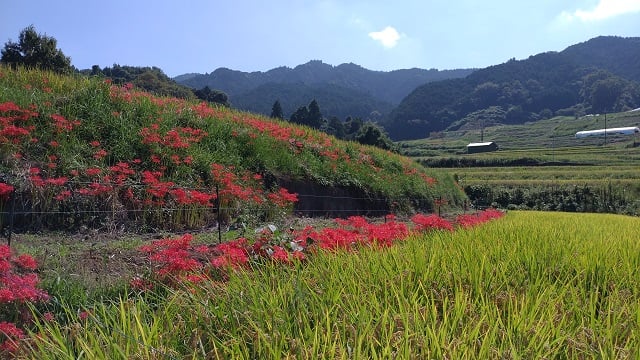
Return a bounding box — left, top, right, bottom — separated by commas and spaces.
233, 82, 394, 121
175, 60, 474, 120
385, 36, 640, 140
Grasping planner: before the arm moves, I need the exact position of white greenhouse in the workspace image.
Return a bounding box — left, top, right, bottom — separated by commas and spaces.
575, 127, 640, 139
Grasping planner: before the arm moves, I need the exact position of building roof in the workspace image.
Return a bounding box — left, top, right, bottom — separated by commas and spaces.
575, 127, 640, 138
467, 142, 496, 147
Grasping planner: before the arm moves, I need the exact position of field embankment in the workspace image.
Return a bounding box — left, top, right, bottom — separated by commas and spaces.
0, 65, 465, 234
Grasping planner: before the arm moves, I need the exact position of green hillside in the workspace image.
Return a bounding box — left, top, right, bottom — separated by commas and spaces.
0, 66, 465, 232
386, 36, 640, 140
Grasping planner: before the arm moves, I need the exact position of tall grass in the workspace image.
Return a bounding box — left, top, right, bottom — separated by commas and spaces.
22, 211, 640, 359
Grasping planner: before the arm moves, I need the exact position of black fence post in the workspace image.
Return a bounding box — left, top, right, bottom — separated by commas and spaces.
216, 184, 221, 244
7, 188, 15, 247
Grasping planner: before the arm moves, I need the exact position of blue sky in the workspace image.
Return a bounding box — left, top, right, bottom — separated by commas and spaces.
2, 0, 640, 77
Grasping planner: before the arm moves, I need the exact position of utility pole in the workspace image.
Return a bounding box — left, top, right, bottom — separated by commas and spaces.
604, 112, 607, 145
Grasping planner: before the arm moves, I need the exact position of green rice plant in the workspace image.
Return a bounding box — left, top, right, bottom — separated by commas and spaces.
21, 211, 640, 358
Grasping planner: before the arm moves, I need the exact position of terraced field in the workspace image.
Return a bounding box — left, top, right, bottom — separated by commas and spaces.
399, 111, 640, 214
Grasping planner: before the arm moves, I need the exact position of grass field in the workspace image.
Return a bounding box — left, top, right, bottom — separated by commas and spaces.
17, 211, 640, 359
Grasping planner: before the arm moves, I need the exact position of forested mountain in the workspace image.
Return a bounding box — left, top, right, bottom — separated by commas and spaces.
175, 61, 474, 119
232, 82, 394, 120
385, 36, 640, 140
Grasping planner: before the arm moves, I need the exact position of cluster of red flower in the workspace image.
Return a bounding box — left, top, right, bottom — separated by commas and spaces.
455, 208, 505, 228
136, 210, 505, 290
0, 245, 48, 355
1, 99, 299, 230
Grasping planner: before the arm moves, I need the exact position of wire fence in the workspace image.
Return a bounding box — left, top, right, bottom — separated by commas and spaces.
0, 179, 461, 246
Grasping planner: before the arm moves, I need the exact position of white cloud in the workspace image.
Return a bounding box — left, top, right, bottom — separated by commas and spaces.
560, 0, 640, 22
368, 26, 402, 48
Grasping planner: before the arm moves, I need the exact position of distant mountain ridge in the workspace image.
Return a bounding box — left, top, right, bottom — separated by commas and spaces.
232, 82, 395, 121
175, 61, 475, 118
384, 36, 640, 140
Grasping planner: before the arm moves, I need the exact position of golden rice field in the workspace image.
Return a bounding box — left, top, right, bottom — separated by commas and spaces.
22, 211, 640, 359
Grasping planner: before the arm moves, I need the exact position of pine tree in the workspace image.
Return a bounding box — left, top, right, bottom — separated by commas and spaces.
270, 100, 284, 119
307, 99, 323, 129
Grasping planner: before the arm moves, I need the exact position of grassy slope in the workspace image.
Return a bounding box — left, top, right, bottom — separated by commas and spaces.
25, 211, 640, 358
0, 66, 466, 230
400, 112, 640, 163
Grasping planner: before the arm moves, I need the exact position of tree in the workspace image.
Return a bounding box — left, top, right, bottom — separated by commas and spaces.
355, 122, 396, 151
288, 99, 324, 129
344, 116, 363, 139
326, 116, 346, 139
289, 105, 310, 126
270, 100, 284, 119
589, 78, 625, 113
194, 86, 229, 106
307, 99, 323, 129
1, 25, 73, 73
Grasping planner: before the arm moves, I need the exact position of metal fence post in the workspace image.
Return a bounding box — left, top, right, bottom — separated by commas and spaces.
216, 185, 221, 244
7, 188, 15, 247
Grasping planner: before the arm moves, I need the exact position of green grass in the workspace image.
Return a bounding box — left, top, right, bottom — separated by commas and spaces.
23, 211, 640, 359
0, 65, 466, 234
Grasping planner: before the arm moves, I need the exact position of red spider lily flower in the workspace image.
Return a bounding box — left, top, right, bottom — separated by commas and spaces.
29, 175, 45, 187
54, 190, 72, 201
89, 140, 101, 147
130, 277, 154, 291
267, 188, 298, 207
182, 274, 208, 284
85, 167, 102, 177
50, 114, 81, 132
0, 321, 25, 354
455, 209, 504, 228
45, 177, 67, 187
411, 214, 454, 232
42, 312, 55, 322
0, 125, 31, 140
93, 149, 108, 160
0, 102, 21, 113
150, 154, 161, 164
78, 311, 90, 321
14, 254, 38, 270
211, 238, 249, 270
0, 183, 13, 200
270, 246, 291, 263
420, 174, 437, 185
